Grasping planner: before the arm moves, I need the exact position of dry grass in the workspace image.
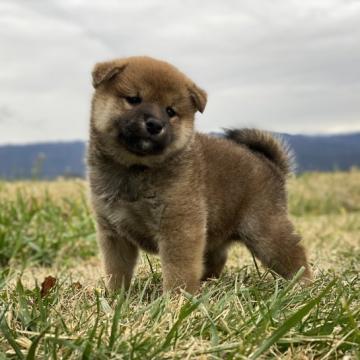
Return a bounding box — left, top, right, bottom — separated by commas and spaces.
0, 171, 359, 359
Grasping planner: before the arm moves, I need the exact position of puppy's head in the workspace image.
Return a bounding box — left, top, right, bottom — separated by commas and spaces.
90, 56, 207, 166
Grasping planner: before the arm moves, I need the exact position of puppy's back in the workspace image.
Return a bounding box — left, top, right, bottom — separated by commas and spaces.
195, 132, 288, 230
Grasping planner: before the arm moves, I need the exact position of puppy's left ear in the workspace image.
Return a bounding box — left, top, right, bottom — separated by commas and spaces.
92, 60, 127, 88
188, 83, 207, 113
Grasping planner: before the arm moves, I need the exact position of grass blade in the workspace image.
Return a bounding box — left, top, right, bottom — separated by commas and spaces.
0, 318, 25, 360
249, 279, 337, 359
154, 294, 203, 355
26, 326, 50, 360
108, 291, 124, 351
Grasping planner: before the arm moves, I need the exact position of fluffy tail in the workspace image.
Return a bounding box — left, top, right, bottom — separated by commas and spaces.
224, 128, 294, 175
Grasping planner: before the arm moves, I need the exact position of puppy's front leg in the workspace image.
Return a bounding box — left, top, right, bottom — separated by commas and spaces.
158, 214, 206, 294
97, 222, 138, 291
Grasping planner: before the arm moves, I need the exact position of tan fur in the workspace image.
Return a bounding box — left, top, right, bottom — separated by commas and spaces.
87, 56, 312, 293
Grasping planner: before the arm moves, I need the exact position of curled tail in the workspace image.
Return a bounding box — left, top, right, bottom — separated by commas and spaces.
224, 128, 294, 175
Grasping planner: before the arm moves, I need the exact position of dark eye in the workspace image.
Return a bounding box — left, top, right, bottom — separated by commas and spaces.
125, 96, 142, 105
166, 107, 177, 118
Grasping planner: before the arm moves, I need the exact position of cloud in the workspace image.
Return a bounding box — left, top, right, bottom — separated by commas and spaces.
0, 0, 359, 143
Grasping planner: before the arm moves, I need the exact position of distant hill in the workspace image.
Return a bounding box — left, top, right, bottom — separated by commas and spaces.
0, 133, 359, 179
282, 133, 360, 172
0, 141, 86, 179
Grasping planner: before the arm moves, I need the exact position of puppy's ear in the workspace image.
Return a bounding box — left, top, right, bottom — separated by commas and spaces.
188, 83, 207, 113
92, 60, 127, 88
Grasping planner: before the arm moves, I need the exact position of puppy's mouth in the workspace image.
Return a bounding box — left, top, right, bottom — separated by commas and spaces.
122, 135, 167, 156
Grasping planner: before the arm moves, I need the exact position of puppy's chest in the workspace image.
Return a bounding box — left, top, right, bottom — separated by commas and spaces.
110, 196, 164, 229
101, 183, 165, 253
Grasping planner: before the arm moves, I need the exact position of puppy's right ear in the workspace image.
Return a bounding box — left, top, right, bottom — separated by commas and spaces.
92, 60, 127, 88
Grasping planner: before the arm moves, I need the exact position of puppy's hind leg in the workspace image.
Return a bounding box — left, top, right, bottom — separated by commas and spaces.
97, 222, 138, 291
202, 244, 228, 281
240, 215, 312, 282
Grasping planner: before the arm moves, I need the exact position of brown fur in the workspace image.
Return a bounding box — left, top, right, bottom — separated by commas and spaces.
87, 56, 312, 293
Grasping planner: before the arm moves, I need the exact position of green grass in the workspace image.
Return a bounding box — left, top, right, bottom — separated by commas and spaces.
0, 181, 96, 268
0, 172, 359, 359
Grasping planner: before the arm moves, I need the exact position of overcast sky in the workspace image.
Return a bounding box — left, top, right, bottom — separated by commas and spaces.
0, 0, 359, 144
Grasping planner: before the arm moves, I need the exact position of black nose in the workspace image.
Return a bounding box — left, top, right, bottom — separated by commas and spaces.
145, 117, 164, 136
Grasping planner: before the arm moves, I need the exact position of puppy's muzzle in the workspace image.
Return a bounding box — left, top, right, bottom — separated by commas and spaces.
118, 109, 171, 156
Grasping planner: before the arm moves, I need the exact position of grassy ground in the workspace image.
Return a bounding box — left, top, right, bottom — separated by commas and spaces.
0, 171, 359, 359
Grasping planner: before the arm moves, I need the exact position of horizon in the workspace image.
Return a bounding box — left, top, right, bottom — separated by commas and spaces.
1, 129, 360, 147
